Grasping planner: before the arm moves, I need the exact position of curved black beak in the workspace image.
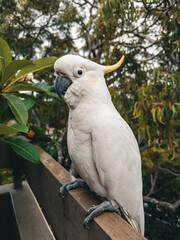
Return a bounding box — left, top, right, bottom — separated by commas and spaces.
55, 74, 72, 98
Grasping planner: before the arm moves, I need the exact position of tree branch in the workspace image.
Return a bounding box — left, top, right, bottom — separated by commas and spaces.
143, 196, 180, 212
72, 0, 97, 9
157, 161, 180, 177
133, 33, 156, 44
31, 109, 41, 127
146, 170, 159, 197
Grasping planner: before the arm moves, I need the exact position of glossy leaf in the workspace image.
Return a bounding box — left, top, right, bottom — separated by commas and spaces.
7, 82, 58, 97
12, 93, 48, 109
7, 83, 49, 92
1, 137, 40, 163
1, 59, 35, 87
33, 82, 58, 97
3, 93, 28, 125
4, 57, 58, 91
0, 38, 12, 71
0, 123, 28, 135
23, 98, 36, 110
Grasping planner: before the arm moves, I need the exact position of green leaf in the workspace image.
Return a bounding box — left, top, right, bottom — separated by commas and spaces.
33, 82, 58, 97
7, 82, 47, 92
0, 97, 13, 123
23, 98, 36, 110
0, 124, 28, 135
0, 108, 13, 124
0, 38, 12, 71
11, 124, 28, 132
23, 54, 29, 60
133, 102, 142, 119
151, 107, 156, 123
157, 108, 164, 124
32, 57, 58, 67
1, 137, 40, 163
0, 56, 4, 77
12, 93, 48, 109
1, 59, 35, 87
3, 56, 58, 91
8, 82, 58, 97
171, 105, 176, 119
3, 93, 28, 125
172, 71, 180, 76
33, 83, 53, 91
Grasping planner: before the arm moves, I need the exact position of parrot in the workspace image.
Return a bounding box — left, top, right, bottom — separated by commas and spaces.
54, 54, 144, 235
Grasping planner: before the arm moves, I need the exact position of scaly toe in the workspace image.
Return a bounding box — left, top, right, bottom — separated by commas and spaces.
59, 178, 88, 198
83, 200, 121, 229
85, 205, 98, 218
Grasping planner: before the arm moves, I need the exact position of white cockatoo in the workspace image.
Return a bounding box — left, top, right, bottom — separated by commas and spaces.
54, 54, 144, 235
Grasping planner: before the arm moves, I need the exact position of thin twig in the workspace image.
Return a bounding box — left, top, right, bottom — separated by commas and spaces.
31, 109, 41, 127
157, 160, 180, 177
133, 33, 156, 44
146, 170, 159, 197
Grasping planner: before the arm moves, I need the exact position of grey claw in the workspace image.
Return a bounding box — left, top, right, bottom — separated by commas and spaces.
59, 188, 66, 198
59, 178, 88, 198
83, 218, 90, 229
83, 200, 121, 229
59, 183, 69, 197
85, 205, 97, 218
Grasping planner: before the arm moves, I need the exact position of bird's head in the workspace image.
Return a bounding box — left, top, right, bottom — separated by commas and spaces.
54, 54, 124, 98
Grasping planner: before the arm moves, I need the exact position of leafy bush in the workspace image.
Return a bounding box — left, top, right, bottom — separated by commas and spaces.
0, 38, 58, 163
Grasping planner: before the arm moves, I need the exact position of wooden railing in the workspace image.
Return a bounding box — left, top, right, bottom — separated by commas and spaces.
0, 182, 55, 240
0, 142, 147, 240
24, 146, 146, 240
0, 143, 55, 240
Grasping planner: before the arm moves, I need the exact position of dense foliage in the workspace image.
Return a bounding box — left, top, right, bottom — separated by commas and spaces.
0, 0, 179, 239
0, 39, 58, 163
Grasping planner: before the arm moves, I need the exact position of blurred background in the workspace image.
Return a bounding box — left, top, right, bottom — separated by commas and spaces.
0, 1, 179, 239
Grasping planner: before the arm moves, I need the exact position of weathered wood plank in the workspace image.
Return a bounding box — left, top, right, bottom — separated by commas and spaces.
24, 146, 147, 240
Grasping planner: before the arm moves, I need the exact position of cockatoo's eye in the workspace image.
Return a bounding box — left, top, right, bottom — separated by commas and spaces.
78, 69, 83, 75
74, 67, 84, 78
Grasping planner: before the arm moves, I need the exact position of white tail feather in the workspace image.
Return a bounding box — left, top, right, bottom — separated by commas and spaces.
119, 206, 142, 234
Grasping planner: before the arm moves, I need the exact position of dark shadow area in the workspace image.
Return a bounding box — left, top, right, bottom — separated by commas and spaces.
0, 193, 20, 240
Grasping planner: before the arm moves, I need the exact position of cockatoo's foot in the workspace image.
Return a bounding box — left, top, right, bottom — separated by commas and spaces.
83, 200, 121, 229
59, 178, 88, 198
